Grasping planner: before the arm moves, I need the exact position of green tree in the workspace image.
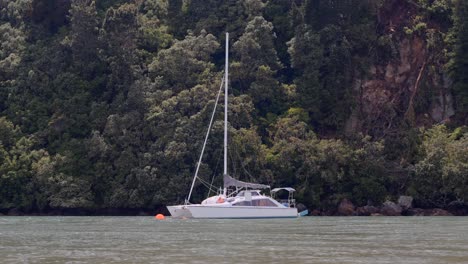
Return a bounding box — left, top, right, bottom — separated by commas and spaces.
410, 125, 468, 208
287, 26, 322, 127
265, 110, 388, 210
448, 0, 468, 123
148, 30, 219, 92
31, 0, 70, 34
137, 0, 173, 53
100, 3, 138, 103
0, 117, 68, 211
69, 0, 101, 79
0, 23, 25, 86
232, 16, 282, 88
231, 16, 285, 118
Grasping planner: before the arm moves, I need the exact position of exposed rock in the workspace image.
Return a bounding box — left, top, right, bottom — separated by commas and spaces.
344, 107, 360, 135
398, 196, 413, 210
405, 208, 425, 216
431, 209, 452, 216
351, 0, 455, 135
337, 199, 355, 216
310, 209, 321, 216
385, 64, 396, 82
430, 75, 455, 123
356, 207, 367, 216
371, 213, 383, 216
380, 201, 402, 216
356, 206, 380, 216
405, 208, 453, 216
447, 201, 468, 216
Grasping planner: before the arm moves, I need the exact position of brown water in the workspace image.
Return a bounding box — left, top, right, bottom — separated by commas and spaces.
0, 216, 467, 263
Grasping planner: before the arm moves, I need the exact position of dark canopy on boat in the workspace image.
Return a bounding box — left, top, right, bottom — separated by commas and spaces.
223, 174, 270, 189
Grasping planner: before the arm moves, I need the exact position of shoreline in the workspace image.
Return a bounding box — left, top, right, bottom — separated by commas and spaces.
1, 206, 466, 217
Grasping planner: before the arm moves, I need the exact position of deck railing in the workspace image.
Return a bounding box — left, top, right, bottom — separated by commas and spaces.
277, 199, 296, 208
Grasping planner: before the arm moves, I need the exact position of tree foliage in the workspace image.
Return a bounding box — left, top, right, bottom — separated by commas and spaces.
410, 125, 467, 208
448, 0, 468, 122
0, 0, 466, 213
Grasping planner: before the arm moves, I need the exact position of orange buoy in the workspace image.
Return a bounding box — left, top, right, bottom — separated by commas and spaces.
155, 214, 165, 220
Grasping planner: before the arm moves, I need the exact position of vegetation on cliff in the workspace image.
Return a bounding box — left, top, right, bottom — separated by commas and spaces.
0, 0, 466, 214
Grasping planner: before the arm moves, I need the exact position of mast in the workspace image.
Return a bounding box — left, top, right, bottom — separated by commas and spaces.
185, 33, 229, 203
223, 32, 229, 196
186, 76, 224, 204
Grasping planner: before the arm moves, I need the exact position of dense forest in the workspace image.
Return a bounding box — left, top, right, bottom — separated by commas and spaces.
0, 0, 467, 215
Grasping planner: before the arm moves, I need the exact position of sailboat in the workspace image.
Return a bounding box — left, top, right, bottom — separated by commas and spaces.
166, 33, 299, 219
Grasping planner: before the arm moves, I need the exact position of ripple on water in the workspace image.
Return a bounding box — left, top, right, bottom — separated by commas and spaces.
0, 216, 467, 263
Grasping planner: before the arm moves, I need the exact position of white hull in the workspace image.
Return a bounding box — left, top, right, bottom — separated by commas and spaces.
167, 204, 298, 219
167, 205, 193, 218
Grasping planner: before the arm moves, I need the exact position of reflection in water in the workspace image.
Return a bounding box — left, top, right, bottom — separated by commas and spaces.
0, 216, 467, 263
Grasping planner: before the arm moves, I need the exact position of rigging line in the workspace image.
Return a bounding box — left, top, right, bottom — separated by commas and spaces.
196, 174, 211, 186
228, 142, 237, 178
233, 144, 256, 183
200, 179, 216, 188
197, 176, 218, 191
207, 149, 222, 198
196, 175, 219, 194
232, 142, 273, 188
186, 73, 225, 204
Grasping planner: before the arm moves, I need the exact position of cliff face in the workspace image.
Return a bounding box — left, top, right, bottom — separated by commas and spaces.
347, 0, 454, 136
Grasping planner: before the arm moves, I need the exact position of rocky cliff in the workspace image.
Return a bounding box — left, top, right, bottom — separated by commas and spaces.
347, 0, 455, 137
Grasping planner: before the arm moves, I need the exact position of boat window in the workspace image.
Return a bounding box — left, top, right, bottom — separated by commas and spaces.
252, 199, 277, 207
236, 191, 260, 197
232, 199, 278, 207
233, 201, 252, 206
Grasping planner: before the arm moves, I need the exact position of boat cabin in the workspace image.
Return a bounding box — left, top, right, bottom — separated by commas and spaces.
235, 190, 261, 197
222, 188, 297, 208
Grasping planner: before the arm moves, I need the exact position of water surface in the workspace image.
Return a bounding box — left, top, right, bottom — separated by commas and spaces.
1, 216, 467, 263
